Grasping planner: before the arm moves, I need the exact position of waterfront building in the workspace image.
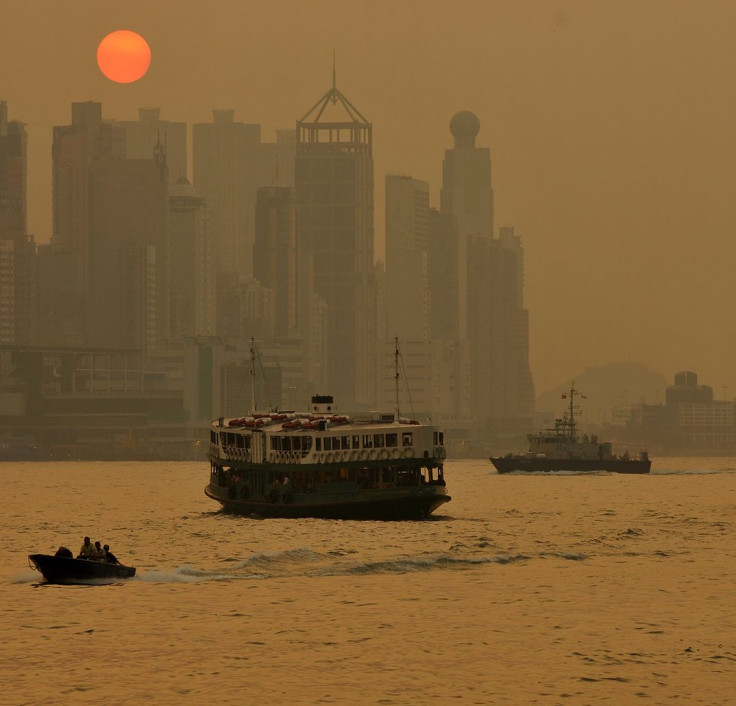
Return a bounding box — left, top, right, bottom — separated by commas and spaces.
295, 74, 376, 406
437, 111, 534, 445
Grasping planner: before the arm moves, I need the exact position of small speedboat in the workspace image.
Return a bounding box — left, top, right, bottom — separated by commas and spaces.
28, 554, 136, 584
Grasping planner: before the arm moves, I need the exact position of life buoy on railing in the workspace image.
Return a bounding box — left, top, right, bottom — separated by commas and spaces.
245, 450, 251, 462
359, 450, 367, 461
293, 452, 301, 464
350, 450, 359, 461
368, 449, 377, 461
403, 447, 415, 459
391, 448, 400, 459
379, 449, 388, 460
326, 452, 334, 463
341, 450, 350, 463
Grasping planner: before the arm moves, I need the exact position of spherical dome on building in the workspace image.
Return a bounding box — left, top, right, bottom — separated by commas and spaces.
449, 110, 481, 140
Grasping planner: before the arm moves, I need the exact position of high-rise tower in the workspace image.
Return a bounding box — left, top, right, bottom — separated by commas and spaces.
437, 111, 533, 442
47, 102, 126, 344
0, 100, 34, 345
117, 107, 187, 185
295, 72, 375, 406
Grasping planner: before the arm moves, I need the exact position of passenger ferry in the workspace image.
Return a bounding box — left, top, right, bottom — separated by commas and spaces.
205, 348, 450, 520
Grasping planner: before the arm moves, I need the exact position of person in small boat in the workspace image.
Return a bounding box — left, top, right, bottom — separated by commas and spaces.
78, 536, 95, 559
90, 541, 106, 561
103, 544, 119, 564
55, 546, 73, 558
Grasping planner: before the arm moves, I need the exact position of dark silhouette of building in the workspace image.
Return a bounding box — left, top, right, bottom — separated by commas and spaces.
295, 71, 375, 407
168, 177, 215, 338
86, 145, 170, 350
436, 110, 534, 445
0, 101, 35, 345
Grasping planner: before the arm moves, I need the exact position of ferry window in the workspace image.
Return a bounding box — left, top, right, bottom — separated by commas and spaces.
386, 433, 397, 448
342, 436, 350, 449
333, 436, 341, 450
402, 432, 413, 446
324, 437, 332, 451
293, 437, 302, 451
210, 431, 217, 443
236, 435, 244, 449
302, 436, 312, 452
245, 436, 251, 449
316, 438, 322, 451
282, 437, 292, 451
439, 432, 444, 444
352, 435, 359, 449
219, 433, 226, 446
373, 434, 384, 448
362, 435, 373, 448
433, 431, 438, 445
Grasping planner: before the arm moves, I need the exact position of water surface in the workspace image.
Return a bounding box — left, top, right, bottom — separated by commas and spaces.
1, 458, 734, 704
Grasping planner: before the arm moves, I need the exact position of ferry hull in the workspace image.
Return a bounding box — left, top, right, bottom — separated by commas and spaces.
490, 456, 651, 474
205, 484, 451, 520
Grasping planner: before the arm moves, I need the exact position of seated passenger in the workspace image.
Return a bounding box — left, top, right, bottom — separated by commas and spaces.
55, 546, 73, 558
91, 541, 106, 561
78, 536, 95, 559
103, 544, 119, 564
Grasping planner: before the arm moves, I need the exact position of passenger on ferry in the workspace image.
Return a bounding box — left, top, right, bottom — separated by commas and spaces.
78, 536, 95, 559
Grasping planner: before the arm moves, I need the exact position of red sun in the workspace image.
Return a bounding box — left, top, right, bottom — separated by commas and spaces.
97, 30, 151, 84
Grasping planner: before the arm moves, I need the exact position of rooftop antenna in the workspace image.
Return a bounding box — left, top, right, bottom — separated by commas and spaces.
331, 49, 337, 103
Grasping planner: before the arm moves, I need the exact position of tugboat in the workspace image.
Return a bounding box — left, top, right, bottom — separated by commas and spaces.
205, 341, 450, 520
490, 385, 651, 474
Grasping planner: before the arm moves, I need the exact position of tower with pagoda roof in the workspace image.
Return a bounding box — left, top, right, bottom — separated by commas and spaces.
295, 66, 375, 406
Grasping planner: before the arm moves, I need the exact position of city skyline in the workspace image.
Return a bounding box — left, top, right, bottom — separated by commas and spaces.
4, 1, 736, 397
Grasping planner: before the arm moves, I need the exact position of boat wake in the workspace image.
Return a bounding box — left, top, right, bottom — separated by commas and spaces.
125, 546, 593, 583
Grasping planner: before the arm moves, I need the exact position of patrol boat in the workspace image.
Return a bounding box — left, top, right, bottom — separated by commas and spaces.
205, 346, 450, 520
490, 385, 651, 474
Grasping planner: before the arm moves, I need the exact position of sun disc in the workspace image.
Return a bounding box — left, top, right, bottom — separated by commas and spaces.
97, 30, 151, 84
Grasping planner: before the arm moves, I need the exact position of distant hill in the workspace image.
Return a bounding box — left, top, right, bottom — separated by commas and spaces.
536, 362, 668, 426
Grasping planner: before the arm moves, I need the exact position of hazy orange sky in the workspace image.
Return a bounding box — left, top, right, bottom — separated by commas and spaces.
4, 0, 736, 397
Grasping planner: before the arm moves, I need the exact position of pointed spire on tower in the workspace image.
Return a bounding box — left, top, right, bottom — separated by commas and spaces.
332, 49, 337, 93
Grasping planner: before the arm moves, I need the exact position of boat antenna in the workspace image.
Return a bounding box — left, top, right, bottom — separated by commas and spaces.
394, 336, 400, 423
250, 337, 257, 415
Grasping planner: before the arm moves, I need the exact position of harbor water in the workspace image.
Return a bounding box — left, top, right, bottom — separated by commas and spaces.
1, 458, 735, 705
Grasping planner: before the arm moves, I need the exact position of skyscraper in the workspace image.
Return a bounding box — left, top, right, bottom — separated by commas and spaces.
48, 102, 125, 344
193, 110, 278, 281
0, 101, 30, 344
295, 74, 375, 406
86, 145, 169, 350
384, 175, 430, 341
117, 107, 187, 185
169, 177, 215, 338
253, 185, 298, 339
438, 111, 533, 442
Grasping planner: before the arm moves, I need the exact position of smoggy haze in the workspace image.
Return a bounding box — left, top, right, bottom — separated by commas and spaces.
3, 0, 735, 396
